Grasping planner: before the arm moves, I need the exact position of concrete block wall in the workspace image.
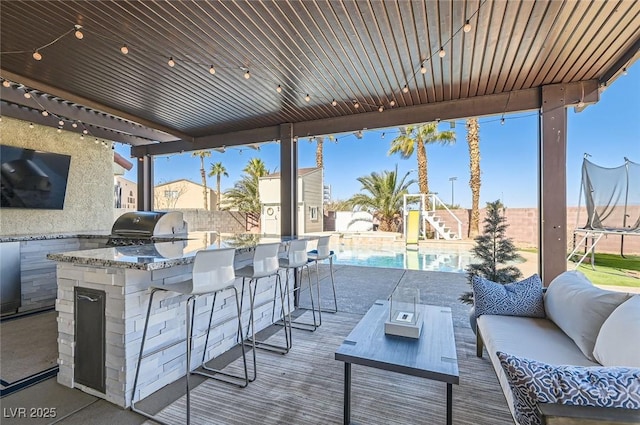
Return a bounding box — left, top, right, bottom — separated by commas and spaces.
179, 209, 258, 233
56, 256, 284, 408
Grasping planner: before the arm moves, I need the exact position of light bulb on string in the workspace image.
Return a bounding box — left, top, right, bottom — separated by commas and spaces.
74, 25, 84, 39
57, 127, 62, 133
80, 135, 84, 140
58, 120, 64, 126
83, 129, 88, 134
2, 80, 10, 88
353, 100, 360, 108
378, 105, 384, 112
420, 64, 427, 74
389, 99, 396, 107
72, 122, 78, 128
23, 91, 31, 99
95, 139, 99, 144
120, 45, 129, 55
438, 47, 446, 58
331, 99, 337, 107
500, 117, 505, 125
42, 110, 49, 117
33, 51, 42, 61
29, 123, 34, 129
622, 68, 628, 76
305, 94, 311, 102
402, 85, 409, 93
381, 132, 385, 139
167, 57, 175, 67
276, 85, 282, 93
209, 65, 216, 75
244, 70, 251, 79
463, 20, 472, 33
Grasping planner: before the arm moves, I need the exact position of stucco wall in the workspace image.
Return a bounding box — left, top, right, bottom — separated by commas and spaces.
1, 117, 114, 236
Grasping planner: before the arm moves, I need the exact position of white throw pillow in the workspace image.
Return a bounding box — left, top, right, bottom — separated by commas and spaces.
593, 295, 640, 367
544, 270, 631, 362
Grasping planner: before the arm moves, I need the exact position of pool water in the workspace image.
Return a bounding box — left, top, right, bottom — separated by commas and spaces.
332, 246, 476, 273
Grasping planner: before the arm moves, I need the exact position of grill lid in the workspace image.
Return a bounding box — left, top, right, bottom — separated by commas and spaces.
111, 211, 187, 239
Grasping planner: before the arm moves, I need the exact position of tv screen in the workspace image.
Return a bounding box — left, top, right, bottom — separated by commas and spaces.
1, 145, 71, 210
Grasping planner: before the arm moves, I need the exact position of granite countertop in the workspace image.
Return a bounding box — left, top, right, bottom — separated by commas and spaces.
0, 233, 110, 243
46, 232, 294, 271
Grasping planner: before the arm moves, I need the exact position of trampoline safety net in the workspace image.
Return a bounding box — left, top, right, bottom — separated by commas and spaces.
581, 158, 640, 231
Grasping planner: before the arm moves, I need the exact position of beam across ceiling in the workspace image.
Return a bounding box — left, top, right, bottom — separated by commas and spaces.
134, 81, 599, 157
1, 69, 194, 142
0, 101, 157, 146
0, 86, 177, 143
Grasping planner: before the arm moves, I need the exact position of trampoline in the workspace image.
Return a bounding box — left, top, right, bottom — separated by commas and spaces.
568, 156, 640, 268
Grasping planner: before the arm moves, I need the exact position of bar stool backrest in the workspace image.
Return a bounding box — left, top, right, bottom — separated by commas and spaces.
192, 248, 236, 293
286, 239, 309, 268
251, 242, 280, 277
314, 236, 332, 259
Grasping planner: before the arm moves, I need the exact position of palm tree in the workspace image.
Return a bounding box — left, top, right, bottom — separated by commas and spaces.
467, 118, 481, 237
347, 166, 416, 232
208, 162, 228, 210
224, 158, 269, 213
191, 150, 211, 210
315, 136, 324, 168
388, 123, 456, 195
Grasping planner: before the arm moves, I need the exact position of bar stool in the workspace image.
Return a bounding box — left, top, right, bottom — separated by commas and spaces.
274, 238, 319, 332
131, 248, 251, 425
235, 242, 291, 355
307, 235, 338, 325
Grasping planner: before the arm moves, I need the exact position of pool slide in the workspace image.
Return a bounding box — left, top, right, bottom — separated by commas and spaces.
406, 210, 420, 245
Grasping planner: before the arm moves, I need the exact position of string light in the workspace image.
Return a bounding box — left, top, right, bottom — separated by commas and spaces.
244, 70, 250, 79
381, 132, 385, 139
2, 80, 10, 88
209, 65, 216, 75
622, 68, 628, 76
32, 50, 42, 61
120, 45, 129, 55
82, 129, 88, 134
331, 99, 337, 106
420, 64, 427, 74
95, 139, 99, 144
57, 127, 62, 133
74, 25, 83, 40
402, 85, 409, 93
353, 100, 360, 108
72, 122, 78, 128
80, 134, 84, 140
463, 20, 472, 33
389, 99, 396, 107
378, 105, 384, 112
500, 117, 505, 125
438, 47, 446, 58
167, 57, 175, 67
23, 91, 31, 99
276, 85, 282, 93
58, 120, 64, 126
305, 94, 311, 102
29, 123, 34, 129
41, 110, 49, 116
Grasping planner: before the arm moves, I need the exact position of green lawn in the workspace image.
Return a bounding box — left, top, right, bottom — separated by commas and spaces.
572, 253, 640, 288
519, 249, 640, 288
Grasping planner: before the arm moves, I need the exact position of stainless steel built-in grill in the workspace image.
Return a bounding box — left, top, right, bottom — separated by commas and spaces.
108, 211, 188, 245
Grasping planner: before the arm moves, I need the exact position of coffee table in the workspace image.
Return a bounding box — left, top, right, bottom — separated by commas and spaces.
335, 300, 459, 425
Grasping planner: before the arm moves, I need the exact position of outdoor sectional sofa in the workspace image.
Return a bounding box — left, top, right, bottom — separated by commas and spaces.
474, 270, 640, 425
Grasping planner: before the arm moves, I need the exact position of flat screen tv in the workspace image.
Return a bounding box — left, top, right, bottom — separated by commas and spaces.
1, 145, 72, 210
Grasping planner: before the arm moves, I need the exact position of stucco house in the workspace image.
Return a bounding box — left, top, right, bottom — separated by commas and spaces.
259, 168, 323, 235
154, 179, 218, 211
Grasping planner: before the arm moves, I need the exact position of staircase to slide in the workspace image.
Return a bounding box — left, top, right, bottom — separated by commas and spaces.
403, 194, 462, 242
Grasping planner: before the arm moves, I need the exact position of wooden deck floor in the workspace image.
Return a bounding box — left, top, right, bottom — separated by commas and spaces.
149, 310, 514, 425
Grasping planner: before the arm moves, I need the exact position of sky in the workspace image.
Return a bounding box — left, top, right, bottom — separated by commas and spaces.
116, 64, 639, 209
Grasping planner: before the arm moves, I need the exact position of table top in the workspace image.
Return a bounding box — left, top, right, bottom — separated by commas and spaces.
335, 300, 459, 384
46, 232, 318, 271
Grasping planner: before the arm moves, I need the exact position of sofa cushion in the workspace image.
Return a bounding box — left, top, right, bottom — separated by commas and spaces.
473, 274, 544, 318
593, 295, 640, 368
544, 271, 631, 362
497, 351, 640, 425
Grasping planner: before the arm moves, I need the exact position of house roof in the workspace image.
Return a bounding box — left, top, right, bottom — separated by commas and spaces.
262, 167, 320, 179
1, 1, 638, 155
155, 178, 215, 192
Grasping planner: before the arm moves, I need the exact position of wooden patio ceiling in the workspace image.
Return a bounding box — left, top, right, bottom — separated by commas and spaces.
1, 0, 639, 156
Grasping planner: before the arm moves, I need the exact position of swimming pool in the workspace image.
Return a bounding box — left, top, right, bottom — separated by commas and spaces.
332, 246, 476, 273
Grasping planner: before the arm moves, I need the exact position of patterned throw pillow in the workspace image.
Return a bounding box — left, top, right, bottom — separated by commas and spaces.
472, 274, 545, 318
497, 351, 640, 425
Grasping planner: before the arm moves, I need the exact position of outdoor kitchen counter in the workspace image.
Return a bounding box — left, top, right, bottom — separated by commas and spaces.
49, 232, 302, 408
